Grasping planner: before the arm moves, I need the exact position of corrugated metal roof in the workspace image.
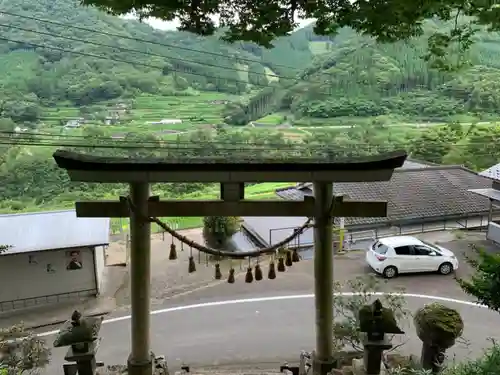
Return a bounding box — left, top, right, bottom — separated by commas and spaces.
0, 210, 110, 255
469, 188, 500, 202
480, 163, 500, 181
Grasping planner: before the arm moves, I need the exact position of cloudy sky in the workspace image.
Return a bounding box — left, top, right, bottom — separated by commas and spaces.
123, 15, 314, 32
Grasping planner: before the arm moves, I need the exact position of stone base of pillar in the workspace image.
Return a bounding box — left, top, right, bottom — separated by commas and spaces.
127, 353, 154, 375
311, 352, 337, 375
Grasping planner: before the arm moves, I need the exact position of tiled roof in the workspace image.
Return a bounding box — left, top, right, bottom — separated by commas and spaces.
294, 159, 433, 190
276, 166, 493, 227
480, 163, 500, 181
0, 210, 110, 255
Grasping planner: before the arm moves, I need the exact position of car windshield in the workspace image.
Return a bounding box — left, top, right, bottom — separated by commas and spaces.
372, 241, 389, 255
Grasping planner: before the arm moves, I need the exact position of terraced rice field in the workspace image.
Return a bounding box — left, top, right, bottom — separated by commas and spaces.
39, 92, 237, 137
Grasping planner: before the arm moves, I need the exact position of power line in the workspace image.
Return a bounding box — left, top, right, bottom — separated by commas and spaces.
0, 14, 379, 85
0, 131, 489, 151
0, 141, 402, 157
0, 137, 360, 150
0, 10, 303, 73
0, 24, 381, 87
0, 36, 274, 88
0, 34, 381, 98
0, 129, 423, 147
0, 23, 287, 82
0, 129, 482, 147
0, 132, 410, 151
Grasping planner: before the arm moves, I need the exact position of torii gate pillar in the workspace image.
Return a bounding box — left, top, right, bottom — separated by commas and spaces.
127, 182, 153, 375
312, 182, 335, 374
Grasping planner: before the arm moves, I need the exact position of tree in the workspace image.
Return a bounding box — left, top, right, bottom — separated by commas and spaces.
202, 216, 240, 249
456, 247, 500, 312
83, 0, 496, 68
410, 125, 461, 164
0, 118, 16, 166
0, 323, 51, 374
0, 245, 12, 254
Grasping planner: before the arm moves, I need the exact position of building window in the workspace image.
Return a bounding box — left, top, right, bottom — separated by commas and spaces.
66, 250, 83, 270
46, 264, 55, 273
28, 255, 37, 264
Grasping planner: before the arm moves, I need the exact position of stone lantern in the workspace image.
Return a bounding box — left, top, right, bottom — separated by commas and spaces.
358, 300, 404, 375
53, 310, 103, 375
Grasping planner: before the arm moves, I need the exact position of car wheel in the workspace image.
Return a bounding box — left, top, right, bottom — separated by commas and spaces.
438, 262, 453, 275
383, 266, 398, 279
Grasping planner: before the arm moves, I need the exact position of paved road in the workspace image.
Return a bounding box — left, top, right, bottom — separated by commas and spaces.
40, 237, 494, 373
137, 247, 473, 309
42, 294, 500, 374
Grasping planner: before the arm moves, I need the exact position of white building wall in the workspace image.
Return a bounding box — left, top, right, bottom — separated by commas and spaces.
93, 246, 106, 295
0, 246, 97, 310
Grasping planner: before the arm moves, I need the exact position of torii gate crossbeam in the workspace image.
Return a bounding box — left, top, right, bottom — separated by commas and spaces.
53, 150, 406, 375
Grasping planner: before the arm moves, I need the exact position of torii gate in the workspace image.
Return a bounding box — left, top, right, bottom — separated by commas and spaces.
53, 149, 406, 375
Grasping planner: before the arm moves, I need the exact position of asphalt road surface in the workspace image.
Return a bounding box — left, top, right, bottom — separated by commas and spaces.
41, 293, 500, 374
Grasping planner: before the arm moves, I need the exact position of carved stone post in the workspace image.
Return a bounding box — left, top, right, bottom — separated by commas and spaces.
358, 300, 404, 375
420, 344, 446, 374
53, 311, 103, 375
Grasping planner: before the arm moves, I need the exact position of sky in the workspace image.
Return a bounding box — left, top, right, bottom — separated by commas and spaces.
122, 15, 315, 32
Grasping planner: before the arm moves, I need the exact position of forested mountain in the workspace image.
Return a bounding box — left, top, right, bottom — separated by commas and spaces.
277, 22, 500, 122
0, 0, 314, 123
223, 20, 500, 125
235, 25, 357, 78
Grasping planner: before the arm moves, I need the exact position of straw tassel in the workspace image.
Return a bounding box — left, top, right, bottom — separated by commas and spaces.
277, 257, 286, 272
268, 261, 276, 279
188, 256, 196, 273
292, 249, 300, 262
169, 243, 177, 260
254, 264, 263, 281
285, 251, 293, 267
227, 268, 235, 283
214, 264, 222, 280
245, 267, 253, 283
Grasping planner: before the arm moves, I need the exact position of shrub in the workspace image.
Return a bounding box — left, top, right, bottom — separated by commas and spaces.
414, 303, 464, 348
202, 216, 240, 249
0, 324, 51, 374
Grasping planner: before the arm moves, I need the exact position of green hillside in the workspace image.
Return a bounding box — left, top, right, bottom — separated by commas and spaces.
221, 21, 500, 128
0, 0, 314, 124
279, 23, 500, 125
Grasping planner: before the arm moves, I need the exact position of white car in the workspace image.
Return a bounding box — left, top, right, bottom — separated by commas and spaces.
365, 236, 459, 279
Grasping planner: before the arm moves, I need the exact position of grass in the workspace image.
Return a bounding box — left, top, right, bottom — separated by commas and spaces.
254, 113, 287, 125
